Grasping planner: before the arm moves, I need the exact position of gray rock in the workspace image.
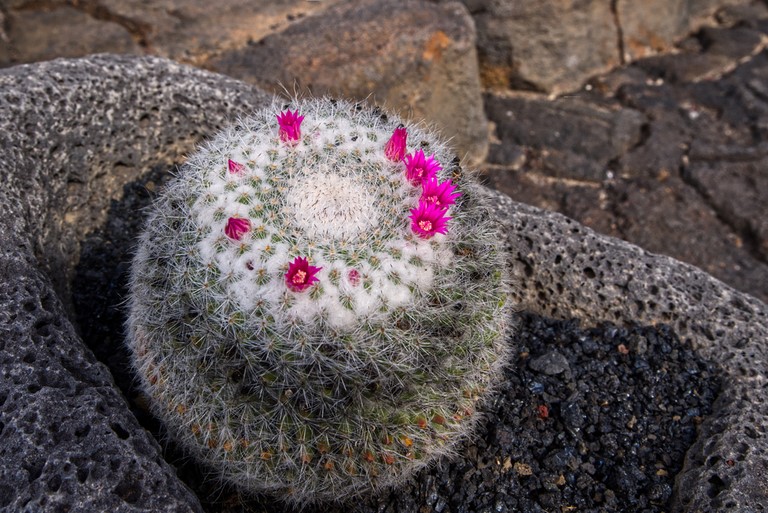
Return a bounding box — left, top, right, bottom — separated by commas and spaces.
484, 94, 645, 181
0, 54, 272, 512
685, 158, 768, 260
528, 351, 571, 376
453, 0, 749, 94
0, 244, 201, 512
483, 15, 768, 304
1, 53, 766, 511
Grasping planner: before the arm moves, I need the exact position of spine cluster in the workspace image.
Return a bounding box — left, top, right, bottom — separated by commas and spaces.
126, 97, 512, 505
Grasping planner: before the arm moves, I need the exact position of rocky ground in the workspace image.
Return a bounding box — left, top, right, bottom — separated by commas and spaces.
0, 0, 765, 303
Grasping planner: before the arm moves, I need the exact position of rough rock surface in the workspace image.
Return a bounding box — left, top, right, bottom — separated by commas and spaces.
615, 0, 747, 60
0, 0, 339, 65
0, 245, 201, 512
0, 5, 140, 63
0, 54, 273, 512
2, 0, 747, 96
451, 0, 746, 93
1, 53, 767, 512
208, 0, 489, 163
482, 12, 768, 304
453, 0, 620, 93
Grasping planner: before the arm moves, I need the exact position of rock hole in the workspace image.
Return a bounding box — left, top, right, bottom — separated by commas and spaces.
47, 474, 62, 493
23, 460, 43, 486
34, 319, 50, 337
110, 422, 130, 440
0, 484, 13, 507
583, 267, 596, 279
75, 425, 91, 438
113, 474, 142, 504
707, 473, 727, 498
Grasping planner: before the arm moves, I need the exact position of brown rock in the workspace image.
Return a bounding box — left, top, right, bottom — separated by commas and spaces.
463, 0, 620, 94
95, 0, 340, 64
630, 24, 767, 83
0, 0, 339, 67
0, 6, 141, 66
207, 0, 489, 164
616, 0, 746, 61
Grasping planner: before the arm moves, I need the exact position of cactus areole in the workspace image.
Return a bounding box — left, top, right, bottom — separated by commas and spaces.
126, 98, 512, 505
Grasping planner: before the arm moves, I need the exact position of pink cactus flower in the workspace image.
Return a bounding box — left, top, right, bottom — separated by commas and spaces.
347, 269, 361, 287
385, 126, 408, 161
277, 109, 304, 143
285, 256, 322, 292
404, 149, 441, 185
224, 217, 251, 240
421, 177, 461, 209
228, 159, 245, 175
409, 201, 451, 239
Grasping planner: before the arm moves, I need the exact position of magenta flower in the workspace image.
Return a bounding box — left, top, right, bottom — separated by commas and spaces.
285, 256, 322, 292
404, 149, 441, 185
409, 201, 451, 239
277, 109, 304, 143
228, 159, 245, 175
225, 217, 251, 240
421, 177, 461, 209
385, 126, 407, 161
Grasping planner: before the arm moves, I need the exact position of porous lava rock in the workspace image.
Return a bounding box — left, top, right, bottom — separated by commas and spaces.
0, 54, 272, 512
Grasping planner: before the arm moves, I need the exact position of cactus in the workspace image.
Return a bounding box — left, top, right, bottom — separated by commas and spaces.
126, 97, 512, 505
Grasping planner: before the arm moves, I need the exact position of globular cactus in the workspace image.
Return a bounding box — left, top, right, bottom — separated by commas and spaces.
126, 97, 512, 505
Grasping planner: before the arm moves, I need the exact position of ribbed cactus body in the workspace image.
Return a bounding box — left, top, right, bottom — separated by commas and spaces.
126, 98, 512, 505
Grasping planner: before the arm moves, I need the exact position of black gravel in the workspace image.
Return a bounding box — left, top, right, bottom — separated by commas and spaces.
73, 166, 721, 513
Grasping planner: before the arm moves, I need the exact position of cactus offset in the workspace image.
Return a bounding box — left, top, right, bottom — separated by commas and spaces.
126, 97, 512, 505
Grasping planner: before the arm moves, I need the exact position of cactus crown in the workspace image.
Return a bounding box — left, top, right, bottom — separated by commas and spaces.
126, 97, 512, 506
